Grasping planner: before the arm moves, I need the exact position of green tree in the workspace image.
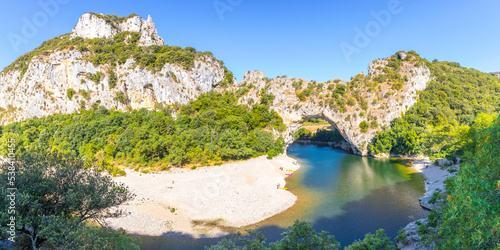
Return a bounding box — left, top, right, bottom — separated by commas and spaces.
403, 129, 419, 155
0, 152, 136, 249
206, 220, 340, 250
345, 229, 396, 250
269, 220, 340, 249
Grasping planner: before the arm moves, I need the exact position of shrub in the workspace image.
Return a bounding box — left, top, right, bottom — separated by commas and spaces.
114, 91, 129, 104
67, 88, 76, 99
359, 121, 369, 132
108, 70, 117, 89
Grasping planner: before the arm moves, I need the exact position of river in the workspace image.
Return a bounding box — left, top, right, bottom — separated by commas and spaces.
136, 143, 429, 249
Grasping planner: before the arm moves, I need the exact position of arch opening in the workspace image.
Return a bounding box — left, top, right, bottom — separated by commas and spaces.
290, 115, 352, 153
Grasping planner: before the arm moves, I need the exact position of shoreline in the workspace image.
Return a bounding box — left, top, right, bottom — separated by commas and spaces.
397, 159, 459, 249
409, 159, 459, 210
104, 154, 301, 238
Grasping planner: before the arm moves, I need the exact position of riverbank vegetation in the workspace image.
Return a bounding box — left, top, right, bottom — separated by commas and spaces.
0, 91, 286, 174
208, 220, 396, 250
408, 115, 500, 249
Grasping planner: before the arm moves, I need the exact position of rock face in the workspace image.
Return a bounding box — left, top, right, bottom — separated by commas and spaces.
0, 52, 224, 124
70, 13, 164, 46
0, 13, 224, 125
396, 218, 433, 250
490, 72, 500, 78
231, 55, 431, 155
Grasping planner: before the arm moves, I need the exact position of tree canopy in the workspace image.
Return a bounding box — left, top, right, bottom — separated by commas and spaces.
0, 152, 137, 249
0, 91, 286, 173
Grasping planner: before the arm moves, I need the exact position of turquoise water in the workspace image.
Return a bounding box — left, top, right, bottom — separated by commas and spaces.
136, 143, 428, 249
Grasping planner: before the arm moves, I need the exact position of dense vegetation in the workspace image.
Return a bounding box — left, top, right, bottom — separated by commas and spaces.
0, 91, 285, 174
294, 127, 345, 143
0, 152, 138, 249
432, 115, 500, 248
401, 114, 500, 249
369, 56, 500, 158
208, 220, 396, 249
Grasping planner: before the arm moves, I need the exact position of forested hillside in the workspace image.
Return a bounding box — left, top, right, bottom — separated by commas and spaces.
0, 91, 285, 175
369, 59, 500, 158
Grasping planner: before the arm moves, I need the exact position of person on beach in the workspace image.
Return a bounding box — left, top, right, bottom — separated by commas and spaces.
277, 183, 280, 189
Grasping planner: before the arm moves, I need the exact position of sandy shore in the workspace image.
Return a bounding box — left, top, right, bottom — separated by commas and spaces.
104, 154, 301, 237
410, 159, 459, 210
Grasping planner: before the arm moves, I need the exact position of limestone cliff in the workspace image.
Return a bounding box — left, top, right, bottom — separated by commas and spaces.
229, 52, 431, 155
0, 14, 225, 124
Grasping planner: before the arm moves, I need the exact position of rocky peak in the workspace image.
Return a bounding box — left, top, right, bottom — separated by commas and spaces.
70, 13, 164, 46
243, 70, 267, 82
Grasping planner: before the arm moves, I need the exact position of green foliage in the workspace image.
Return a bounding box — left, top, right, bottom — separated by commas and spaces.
67, 88, 76, 99
0, 91, 285, 169
2, 35, 86, 77
108, 70, 117, 89
359, 121, 369, 132
428, 189, 443, 204
88, 71, 104, 84
114, 91, 129, 104
295, 127, 345, 144
294, 128, 313, 140
3, 30, 218, 77
79, 89, 91, 100
395, 229, 408, 246
218, 67, 234, 87
207, 220, 340, 250
345, 229, 397, 250
431, 116, 500, 249
312, 129, 344, 142
0, 152, 136, 249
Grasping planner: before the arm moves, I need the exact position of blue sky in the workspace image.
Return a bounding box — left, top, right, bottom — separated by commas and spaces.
1, 0, 499, 82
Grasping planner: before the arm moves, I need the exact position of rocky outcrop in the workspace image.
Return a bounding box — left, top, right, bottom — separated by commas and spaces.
396, 218, 433, 250
490, 72, 500, 78
70, 13, 164, 46
0, 13, 224, 124
231, 55, 431, 155
0, 51, 224, 124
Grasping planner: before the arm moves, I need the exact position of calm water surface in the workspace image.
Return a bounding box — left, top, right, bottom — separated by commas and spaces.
136, 143, 429, 249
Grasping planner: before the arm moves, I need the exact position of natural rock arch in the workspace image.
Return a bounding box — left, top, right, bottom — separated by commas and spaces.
233, 54, 431, 155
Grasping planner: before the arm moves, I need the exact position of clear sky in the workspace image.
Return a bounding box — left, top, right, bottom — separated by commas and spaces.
1, 0, 499, 82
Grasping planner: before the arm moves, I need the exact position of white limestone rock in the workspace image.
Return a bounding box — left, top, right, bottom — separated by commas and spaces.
71, 13, 163, 46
